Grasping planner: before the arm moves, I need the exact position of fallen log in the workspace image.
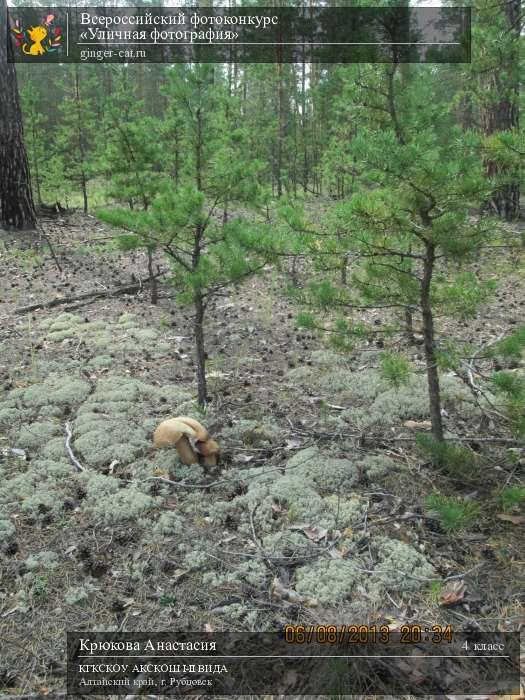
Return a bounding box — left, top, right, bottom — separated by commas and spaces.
14, 272, 168, 314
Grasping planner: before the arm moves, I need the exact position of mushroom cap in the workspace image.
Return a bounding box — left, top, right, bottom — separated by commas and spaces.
195, 438, 220, 457
174, 416, 209, 442
153, 418, 197, 448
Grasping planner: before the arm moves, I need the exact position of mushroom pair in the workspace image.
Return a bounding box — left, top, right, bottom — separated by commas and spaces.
153, 416, 219, 467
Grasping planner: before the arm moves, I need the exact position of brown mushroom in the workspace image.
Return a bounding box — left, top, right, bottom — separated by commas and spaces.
173, 416, 209, 442
153, 418, 198, 465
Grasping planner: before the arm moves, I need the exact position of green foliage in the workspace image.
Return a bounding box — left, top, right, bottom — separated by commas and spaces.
296, 312, 316, 330
495, 325, 525, 361
426, 494, 480, 532
116, 233, 140, 251
491, 370, 525, 437
433, 272, 497, 320
498, 486, 525, 512
427, 580, 444, 603
416, 433, 481, 475
53, 66, 98, 209
492, 370, 525, 397
380, 352, 411, 388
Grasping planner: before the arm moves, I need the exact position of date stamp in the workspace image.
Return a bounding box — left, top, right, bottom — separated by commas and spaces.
283, 624, 454, 645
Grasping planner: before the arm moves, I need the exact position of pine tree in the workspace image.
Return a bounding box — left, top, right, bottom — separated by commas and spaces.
473, 0, 521, 220
102, 68, 163, 212
0, 0, 37, 230
55, 66, 97, 213
99, 65, 274, 406
302, 67, 493, 441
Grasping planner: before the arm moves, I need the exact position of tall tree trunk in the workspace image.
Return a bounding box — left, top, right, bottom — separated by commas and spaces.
0, 0, 37, 230
421, 240, 444, 441
276, 60, 285, 198
193, 96, 207, 406
301, 54, 308, 193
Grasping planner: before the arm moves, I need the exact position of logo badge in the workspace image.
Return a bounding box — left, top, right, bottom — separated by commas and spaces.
12, 14, 62, 57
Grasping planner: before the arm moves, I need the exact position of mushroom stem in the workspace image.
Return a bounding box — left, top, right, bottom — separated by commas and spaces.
175, 435, 199, 465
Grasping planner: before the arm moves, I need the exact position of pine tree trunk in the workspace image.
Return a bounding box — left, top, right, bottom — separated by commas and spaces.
80, 172, 88, 214
276, 60, 284, 198
194, 291, 208, 406
192, 98, 207, 407
0, 0, 37, 230
301, 55, 308, 193
421, 240, 444, 441
146, 248, 158, 305
74, 67, 89, 214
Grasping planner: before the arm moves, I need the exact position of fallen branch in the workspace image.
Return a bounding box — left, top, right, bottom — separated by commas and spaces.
354, 561, 485, 583
370, 435, 524, 446
14, 272, 167, 314
291, 424, 524, 447
65, 421, 86, 472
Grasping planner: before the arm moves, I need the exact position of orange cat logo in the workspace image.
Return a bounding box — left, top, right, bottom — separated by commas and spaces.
12, 15, 62, 57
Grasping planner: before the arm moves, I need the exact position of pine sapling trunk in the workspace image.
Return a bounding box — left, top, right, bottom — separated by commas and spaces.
81, 172, 88, 214
340, 255, 348, 285
421, 240, 444, 441
194, 291, 207, 406
147, 248, 158, 305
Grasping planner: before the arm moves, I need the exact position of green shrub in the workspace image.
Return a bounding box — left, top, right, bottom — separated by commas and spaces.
495, 325, 525, 361
296, 312, 317, 330
380, 352, 411, 388
426, 494, 480, 532
499, 485, 525, 511
416, 433, 480, 475
491, 370, 525, 438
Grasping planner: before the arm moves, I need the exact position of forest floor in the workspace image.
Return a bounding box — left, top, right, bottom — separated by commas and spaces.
0, 209, 524, 697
